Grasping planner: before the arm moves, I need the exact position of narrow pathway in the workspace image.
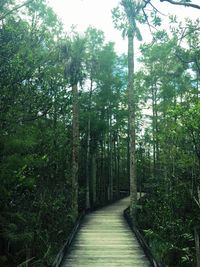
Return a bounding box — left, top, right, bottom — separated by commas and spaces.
62, 197, 150, 267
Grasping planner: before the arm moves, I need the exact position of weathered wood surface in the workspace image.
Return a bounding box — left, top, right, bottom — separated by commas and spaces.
62, 197, 150, 267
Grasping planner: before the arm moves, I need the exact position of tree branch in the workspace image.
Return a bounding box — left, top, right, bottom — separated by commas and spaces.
149, 2, 166, 16
160, 0, 200, 10
143, 0, 151, 9
142, 8, 157, 34
0, 0, 34, 21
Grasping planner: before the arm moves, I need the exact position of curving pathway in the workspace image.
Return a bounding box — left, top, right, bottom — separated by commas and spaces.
62, 197, 150, 267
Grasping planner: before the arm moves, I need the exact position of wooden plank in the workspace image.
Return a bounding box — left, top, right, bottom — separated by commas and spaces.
61, 197, 150, 267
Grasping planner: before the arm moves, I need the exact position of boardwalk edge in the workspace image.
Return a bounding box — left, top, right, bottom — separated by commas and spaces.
123, 207, 166, 267
52, 211, 85, 267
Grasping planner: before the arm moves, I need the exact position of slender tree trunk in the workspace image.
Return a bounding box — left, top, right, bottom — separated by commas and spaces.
152, 85, 156, 178
138, 144, 143, 198
155, 92, 159, 170
194, 227, 200, 267
25, 246, 30, 267
117, 133, 120, 199
108, 109, 113, 201
128, 30, 137, 220
103, 138, 106, 202
72, 83, 79, 218
152, 84, 159, 178
127, 121, 130, 184
196, 71, 199, 100
91, 152, 97, 206
100, 139, 104, 203
53, 87, 58, 181
86, 79, 93, 209
113, 131, 118, 199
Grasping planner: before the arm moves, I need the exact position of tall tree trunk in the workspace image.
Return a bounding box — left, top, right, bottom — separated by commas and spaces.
108, 108, 113, 201
117, 133, 120, 199
155, 93, 159, 171
152, 82, 159, 179
86, 79, 93, 209
128, 30, 137, 220
194, 227, 200, 267
53, 86, 58, 181
72, 83, 79, 219
114, 131, 119, 199
152, 86, 156, 179
100, 138, 105, 203
103, 138, 107, 202
91, 152, 97, 206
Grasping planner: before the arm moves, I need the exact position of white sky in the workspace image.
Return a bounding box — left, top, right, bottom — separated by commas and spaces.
47, 0, 200, 55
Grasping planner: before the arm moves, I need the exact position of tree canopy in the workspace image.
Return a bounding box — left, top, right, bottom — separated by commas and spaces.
0, 0, 200, 267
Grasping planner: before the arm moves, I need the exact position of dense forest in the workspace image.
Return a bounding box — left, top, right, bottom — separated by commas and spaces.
0, 0, 200, 267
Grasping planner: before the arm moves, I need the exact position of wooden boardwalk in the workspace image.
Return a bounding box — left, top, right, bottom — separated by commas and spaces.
62, 197, 150, 267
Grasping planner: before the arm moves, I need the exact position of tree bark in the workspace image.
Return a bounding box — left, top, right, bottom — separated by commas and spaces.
86, 79, 93, 209
194, 227, 200, 267
72, 83, 79, 218
108, 109, 113, 201
152, 82, 159, 178
128, 30, 137, 220
91, 152, 97, 206
160, 0, 200, 9
114, 131, 119, 199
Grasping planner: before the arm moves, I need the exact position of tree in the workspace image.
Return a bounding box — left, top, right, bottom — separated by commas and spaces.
84, 27, 105, 209
0, 2, 81, 266
0, 0, 34, 21
136, 18, 200, 266
112, 0, 143, 219
63, 34, 86, 218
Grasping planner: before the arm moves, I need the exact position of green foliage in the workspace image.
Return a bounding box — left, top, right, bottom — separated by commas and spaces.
0, 1, 75, 266
136, 17, 200, 267
112, 0, 143, 40
1, 1, 199, 267
0, 0, 130, 265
